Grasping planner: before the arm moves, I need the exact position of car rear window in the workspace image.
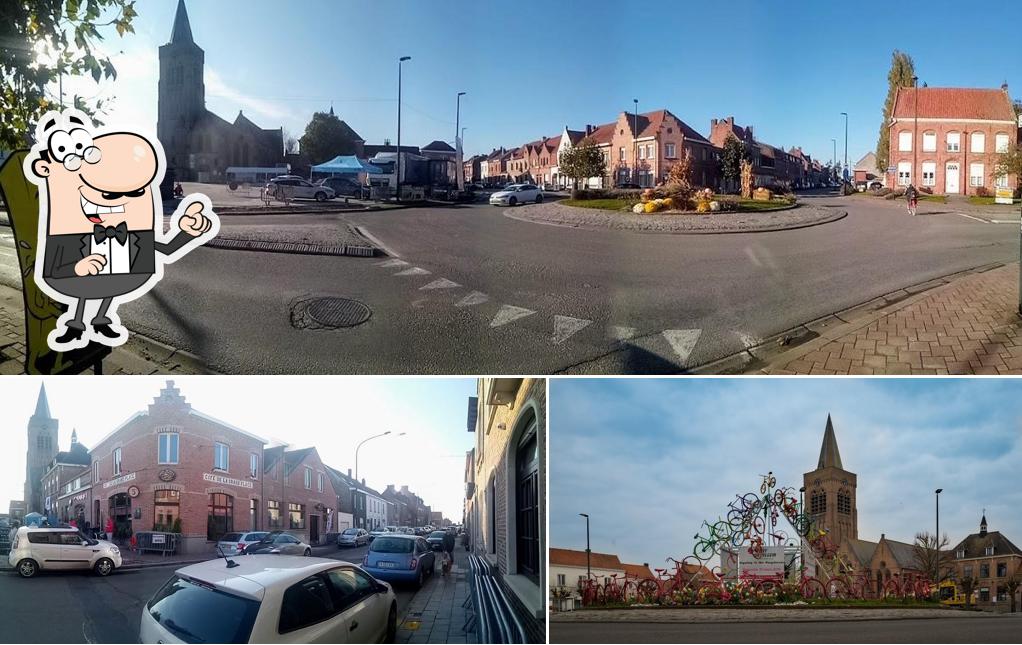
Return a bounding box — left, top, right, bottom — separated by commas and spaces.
430, 531, 445, 539
146, 575, 260, 644
371, 537, 414, 554
342, 528, 358, 535
244, 533, 268, 541
220, 533, 243, 542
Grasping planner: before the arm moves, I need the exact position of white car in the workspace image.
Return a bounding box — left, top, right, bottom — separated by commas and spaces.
140, 555, 397, 644
217, 531, 271, 556
266, 177, 335, 202
8, 526, 122, 578
489, 183, 544, 206
368, 527, 391, 541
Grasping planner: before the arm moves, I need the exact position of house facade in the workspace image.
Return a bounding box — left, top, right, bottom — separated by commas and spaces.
886, 85, 1017, 194
260, 446, 337, 546
949, 515, 1022, 607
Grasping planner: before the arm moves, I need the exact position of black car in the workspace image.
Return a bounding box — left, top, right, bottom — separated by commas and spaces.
426, 531, 447, 551
615, 182, 642, 189
317, 176, 366, 198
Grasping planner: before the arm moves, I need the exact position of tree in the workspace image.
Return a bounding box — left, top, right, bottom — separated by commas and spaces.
665, 148, 694, 196
994, 144, 1022, 182
960, 576, 977, 609
282, 128, 299, 155
1007, 573, 1021, 613
875, 50, 916, 174
912, 532, 952, 583
719, 134, 749, 193
299, 111, 360, 165
0, 0, 138, 151
558, 136, 606, 194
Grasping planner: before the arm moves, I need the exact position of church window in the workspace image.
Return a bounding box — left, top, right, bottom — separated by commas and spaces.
837, 490, 851, 515
810, 490, 826, 514
37, 435, 45, 449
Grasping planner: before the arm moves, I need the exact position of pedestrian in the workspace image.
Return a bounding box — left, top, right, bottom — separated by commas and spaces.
905, 183, 918, 216
69, 518, 77, 529
442, 530, 456, 575
105, 516, 114, 540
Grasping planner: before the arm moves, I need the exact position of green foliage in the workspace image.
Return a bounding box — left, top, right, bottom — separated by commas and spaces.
875, 50, 916, 173
298, 111, 361, 165
172, 517, 182, 534
0, 0, 137, 150
559, 136, 607, 191
994, 143, 1022, 179
719, 134, 749, 188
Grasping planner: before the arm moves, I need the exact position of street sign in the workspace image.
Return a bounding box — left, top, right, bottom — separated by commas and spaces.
995, 187, 1013, 205
887, 166, 896, 173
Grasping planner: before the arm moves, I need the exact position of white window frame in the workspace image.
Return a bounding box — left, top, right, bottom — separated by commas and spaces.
158, 432, 179, 465
304, 466, 312, 490
970, 132, 985, 154
922, 131, 937, 152
638, 146, 645, 160
214, 442, 229, 471
946, 132, 960, 152
250, 453, 259, 479
897, 162, 911, 186
994, 133, 1010, 153
93, 461, 98, 484
985, 546, 995, 556
921, 162, 936, 187
664, 143, 676, 158
898, 131, 912, 152
113, 447, 122, 475
969, 163, 985, 187
317, 472, 324, 493
995, 174, 1009, 188
646, 143, 654, 159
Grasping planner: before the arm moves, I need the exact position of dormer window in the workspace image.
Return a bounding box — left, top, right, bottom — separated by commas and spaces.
956, 549, 965, 559
984, 546, 994, 556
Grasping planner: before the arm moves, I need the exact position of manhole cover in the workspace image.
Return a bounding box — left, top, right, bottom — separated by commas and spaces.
305, 297, 371, 328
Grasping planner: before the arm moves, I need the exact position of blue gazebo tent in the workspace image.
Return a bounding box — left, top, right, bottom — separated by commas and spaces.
310, 155, 382, 175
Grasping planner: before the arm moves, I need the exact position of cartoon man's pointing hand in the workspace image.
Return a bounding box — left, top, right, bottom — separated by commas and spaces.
24, 109, 219, 349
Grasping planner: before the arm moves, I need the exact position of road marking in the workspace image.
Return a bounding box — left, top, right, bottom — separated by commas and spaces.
455, 291, 489, 307
737, 331, 760, 349
607, 325, 638, 341
419, 278, 461, 290
955, 212, 989, 223
489, 305, 535, 328
377, 259, 409, 267
551, 315, 592, 344
662, 329, 703, 365
394, 267, 430, 276
989, 220, 1019, 224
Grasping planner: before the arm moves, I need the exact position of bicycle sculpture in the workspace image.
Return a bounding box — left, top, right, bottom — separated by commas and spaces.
577, 472, 934, 607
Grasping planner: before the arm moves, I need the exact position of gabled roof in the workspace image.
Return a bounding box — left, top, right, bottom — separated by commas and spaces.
283, 447, 316, 477
845, 538, 878, 567
622, 563, 655, 580
549, 547, 623, 571
564, 129, 586, 145
951, 530, 1022, 559
892, 87, 1016, 121
881, 537, 919, 569
817, 414, 843, 470
854, 152, 877, 172
422, 140, 456, 152
588, 122, 616, 145
54, 445, 91, 467
632, 109, 712, 145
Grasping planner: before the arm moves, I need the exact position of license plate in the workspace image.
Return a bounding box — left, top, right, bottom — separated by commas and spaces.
378, 561, 396, 569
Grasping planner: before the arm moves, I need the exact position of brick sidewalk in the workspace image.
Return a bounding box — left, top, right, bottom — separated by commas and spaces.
763, 263, 1022, 375
0, 283, 210, 375
397, 548, 476, 644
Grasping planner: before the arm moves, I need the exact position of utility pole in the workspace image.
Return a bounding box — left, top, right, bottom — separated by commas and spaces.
913, 75, 919, 188
841, 112, 848, 184
580, 513, 591, 581
395, 56, 411, 201
935, 488, 943, 584
633, 99, 639, 186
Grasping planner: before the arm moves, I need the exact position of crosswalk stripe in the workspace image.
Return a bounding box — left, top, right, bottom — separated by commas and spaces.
551, 315, 591, 344
608, 325, 638, 341
455, 291, 489, 307
394, 267, 430, 276
489, 305, 535, 328
662, 329, 702, 365
377, 259, 410, 267
420, 278, 461, 290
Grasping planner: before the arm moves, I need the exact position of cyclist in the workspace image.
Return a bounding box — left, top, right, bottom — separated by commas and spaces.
905, 183, 918, 216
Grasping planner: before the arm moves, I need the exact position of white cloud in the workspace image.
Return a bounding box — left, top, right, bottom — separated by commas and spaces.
204, 66, 289, 123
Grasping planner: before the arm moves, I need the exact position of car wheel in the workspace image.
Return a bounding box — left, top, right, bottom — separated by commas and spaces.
385, 603, 397, 643
508, 196, 517, 206
16, 559, 38, 578
535, 193, 544, 203
94, 558, 114, 576
315, 191, 327, 202
304, 548, 311, 557
415, 566, 425, 589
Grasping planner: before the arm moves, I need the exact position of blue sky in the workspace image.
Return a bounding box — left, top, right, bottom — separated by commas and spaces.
550, 378, 1022, 570
59, 0, 1020, 166
0, 377, 476, 521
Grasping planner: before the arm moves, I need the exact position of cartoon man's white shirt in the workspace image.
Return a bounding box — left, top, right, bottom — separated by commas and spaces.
90, 236, 131, 274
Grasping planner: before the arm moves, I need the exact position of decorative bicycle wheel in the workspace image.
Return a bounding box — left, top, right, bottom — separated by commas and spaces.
800, 577, 827, 599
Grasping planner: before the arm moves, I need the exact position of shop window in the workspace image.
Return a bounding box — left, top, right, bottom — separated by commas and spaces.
267, 500, 281, 529
289, 503, 305, 530
154, 490, 180, 531
207, 493, 234, 542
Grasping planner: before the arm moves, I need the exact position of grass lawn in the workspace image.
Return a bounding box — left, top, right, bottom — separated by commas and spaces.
968, 195, 1020, 206
561, 198, 632, 211
919, 194, 947, 203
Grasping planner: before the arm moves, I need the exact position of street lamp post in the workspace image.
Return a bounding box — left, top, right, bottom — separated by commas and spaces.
799, 487, 806, 578
455, 92, 466, 148
354, 431, 405, 482
633, 99, 639, 186
841, 112, 848, 184
935, 488, 943, 583
396, 56, 411, 201
579, 513, 591, 581
912, 75, 919, 189
831, 138, 837, 182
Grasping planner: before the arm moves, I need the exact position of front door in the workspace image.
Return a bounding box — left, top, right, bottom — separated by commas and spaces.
310, 514, 319, 545
945, 162, 960, 193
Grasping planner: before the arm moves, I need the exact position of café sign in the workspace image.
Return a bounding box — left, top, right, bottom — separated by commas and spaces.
203, 473, 254, 489
103, 472, 136, 489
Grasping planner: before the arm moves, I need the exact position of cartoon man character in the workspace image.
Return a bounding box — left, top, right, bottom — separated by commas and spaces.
25, 109, 218, 349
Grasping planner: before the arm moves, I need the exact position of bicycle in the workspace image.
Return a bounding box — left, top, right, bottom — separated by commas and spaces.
907, 197, 918, 217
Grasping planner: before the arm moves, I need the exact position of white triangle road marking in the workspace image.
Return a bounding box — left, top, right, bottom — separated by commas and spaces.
394, 267, 431, 276
376, 259, 409, 267
608, 325, 638, 341
489, 305, 536, 328
420, 278, 461, 290
662, 329, 702, 365
455, 291, 490, 307
551, 315, 591, 345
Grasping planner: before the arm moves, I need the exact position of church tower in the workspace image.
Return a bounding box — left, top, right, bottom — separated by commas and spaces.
24, 384, 59, 513
802, 414, 857, 544
158, 0, 205, 178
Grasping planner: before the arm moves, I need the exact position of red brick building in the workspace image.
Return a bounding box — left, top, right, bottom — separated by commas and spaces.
886, 85, 1018, 194
260, 446, 337, 546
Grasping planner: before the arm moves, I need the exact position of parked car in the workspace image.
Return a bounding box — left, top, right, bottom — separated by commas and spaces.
396, 527, 415, 535
140, 555, 397, 644
368, 527, 391, 542
316, 176, 366, 198
868, 181, 883, 191
489, 183, 544, 206
8, 526, 121, 578
361, 534, 436, 589
337, 528, 369, 548
266, 176, 334, 202
216, 531, 270, 557
425, 531, 447, 551
614, 182, 642, 189
242, 531, 311, 556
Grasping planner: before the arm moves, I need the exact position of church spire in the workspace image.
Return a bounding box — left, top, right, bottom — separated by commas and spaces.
980, 511, 988, 537
170, 0, 194, 45
33, 384, 51, 419
817, 413, 843, 470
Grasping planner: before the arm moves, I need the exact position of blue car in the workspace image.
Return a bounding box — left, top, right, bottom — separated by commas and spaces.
362, 534, 435, 588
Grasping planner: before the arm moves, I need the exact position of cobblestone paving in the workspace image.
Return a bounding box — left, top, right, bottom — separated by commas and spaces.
503, 201, 845, 233
768, 263, 1022, 375
550, 606, 994, 623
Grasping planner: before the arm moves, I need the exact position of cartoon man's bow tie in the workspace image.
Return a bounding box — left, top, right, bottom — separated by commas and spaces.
93, 222, 128, 245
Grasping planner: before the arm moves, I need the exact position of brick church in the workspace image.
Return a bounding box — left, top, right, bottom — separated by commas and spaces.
157, 0, 284, 181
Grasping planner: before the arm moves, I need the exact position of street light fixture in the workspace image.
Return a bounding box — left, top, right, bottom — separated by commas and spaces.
354, 431, 406, 482
395, 56, 411, 202
935, 488, 943, 584
579, 513, 591, 581
840, 112, 848, 185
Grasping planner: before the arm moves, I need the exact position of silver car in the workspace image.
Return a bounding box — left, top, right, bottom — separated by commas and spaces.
489, 183, 544, 206
8, 526, 122, 578
242, 531, 311, 556
266, 176, 334, 202
216, 531, 270, 556
337, 528, 369, 548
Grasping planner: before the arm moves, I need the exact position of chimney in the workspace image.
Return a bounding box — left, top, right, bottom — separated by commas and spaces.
746, 125, 754, 140
361, 478, 366, 486
711, 118, 718, 127
347, 468, 352, 477
585, 124, 594, 136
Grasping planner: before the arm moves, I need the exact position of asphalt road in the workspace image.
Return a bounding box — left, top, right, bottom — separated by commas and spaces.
1, 190, 1018, 373
0, 543, 428, 644
550, 615, 1022, 643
